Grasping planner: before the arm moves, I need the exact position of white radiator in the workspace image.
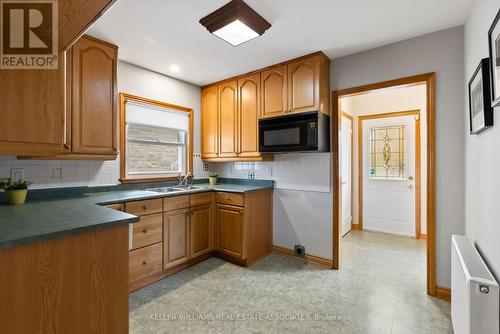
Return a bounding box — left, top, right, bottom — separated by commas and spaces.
451, 235, 499, 334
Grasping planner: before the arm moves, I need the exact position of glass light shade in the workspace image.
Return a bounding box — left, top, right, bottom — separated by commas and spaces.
212, 19, 260, 46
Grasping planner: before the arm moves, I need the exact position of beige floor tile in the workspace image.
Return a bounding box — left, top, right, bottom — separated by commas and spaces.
129, 230, 451, 334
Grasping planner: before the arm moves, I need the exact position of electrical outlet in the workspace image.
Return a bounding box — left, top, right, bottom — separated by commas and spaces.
203, 164, 209, 171
193, 153, 202, 158
51, 168, 62, 179
248, 171, 255, 179
10, 168, 25, 181
294, 244, 305, 258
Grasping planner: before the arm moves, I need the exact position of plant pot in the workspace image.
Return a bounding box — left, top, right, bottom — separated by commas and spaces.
209, 176, 217, 186
6, 189, 28, 205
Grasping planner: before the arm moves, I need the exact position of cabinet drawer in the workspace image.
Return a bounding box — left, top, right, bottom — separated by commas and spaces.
131, 213, 163, 250
163, 195, 190, 211
216, 192, 244, 206
190, 192, 213, 207
129, 243, 162, 283
125, 199, 162, 216
106, 203, 124, 211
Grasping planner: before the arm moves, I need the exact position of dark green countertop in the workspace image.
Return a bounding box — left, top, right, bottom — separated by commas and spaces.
0, 179, 273, 251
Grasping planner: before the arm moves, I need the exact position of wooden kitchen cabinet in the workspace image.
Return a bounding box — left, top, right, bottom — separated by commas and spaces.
288, 55, 320, 114
216, 204, 245, 259
261, 65, 288, 119
200, 52, 330, 162
68, 35, 118, 158
218, 80, 238, 158
163, 208, 190, 269
0, 224, 129, 334
201, 85, 219, 158
0, 0, 116, 157
214, 190, 273, 266
190, 204, 213, 257
238, 73, 261, 158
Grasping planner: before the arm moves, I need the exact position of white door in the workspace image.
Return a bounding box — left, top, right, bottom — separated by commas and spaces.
362, 115, 416, 237
341, 116, 352, 236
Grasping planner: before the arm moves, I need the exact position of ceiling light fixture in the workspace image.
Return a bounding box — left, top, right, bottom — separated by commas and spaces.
169, 64, 180, 72
199, 0, 271, 47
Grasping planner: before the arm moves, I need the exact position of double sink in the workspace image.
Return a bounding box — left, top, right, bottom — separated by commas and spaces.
146, 185, 204, 194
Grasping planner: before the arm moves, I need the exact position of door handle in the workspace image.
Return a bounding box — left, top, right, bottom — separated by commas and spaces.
407, 184, 414, 190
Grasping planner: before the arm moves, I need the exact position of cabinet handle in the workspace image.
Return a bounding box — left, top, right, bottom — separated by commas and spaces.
142, 261, 147, 265
142, 205, 147, 210
142, 229, 147, 234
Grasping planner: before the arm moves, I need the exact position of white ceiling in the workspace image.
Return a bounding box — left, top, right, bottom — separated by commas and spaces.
88, 0, 471, 86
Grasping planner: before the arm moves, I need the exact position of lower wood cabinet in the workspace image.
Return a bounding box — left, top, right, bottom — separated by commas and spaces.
216, 204, 244, 259
118, 189, 271, 291
129, 243, 163, 283
163, 208, 190, 269
214, 190, 273, 266
191, 204, 213, 258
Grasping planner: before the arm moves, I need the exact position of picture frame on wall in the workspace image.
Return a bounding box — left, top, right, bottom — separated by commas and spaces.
469, 58, 494, 134
488, 8, 500, 107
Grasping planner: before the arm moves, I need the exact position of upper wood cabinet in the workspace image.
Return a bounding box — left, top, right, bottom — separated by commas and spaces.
69, 35, 118, 157
201, 85, 218, 158
238, 74, 261, 158
218, 81, 238, 158
261, 65, 288, 119
0, 0, 118, 157
288, 55, 320, 114
200, 52, 330, 162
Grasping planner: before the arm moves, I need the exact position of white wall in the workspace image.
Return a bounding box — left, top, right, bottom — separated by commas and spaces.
210, 154, 333, 259
333, 26, 465, 288
464, 0, 500, 282
0, 61, 204, 188
341, 84, 427, 235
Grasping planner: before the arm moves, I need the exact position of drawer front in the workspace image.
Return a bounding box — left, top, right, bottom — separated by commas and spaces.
125, 199, 162, 216
163, 195, 190, 211
106, 203, 124, 211
190, 192, 213, 207
216, 192, 244, 206
129, 243, 163, 283
131, 213, 163, 250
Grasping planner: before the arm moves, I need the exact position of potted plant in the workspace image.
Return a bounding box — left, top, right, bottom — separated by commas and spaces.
0, 179, 32, 205
208, 172, 218, 186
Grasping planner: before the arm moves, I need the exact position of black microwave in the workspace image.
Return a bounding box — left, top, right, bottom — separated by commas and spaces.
259, 111, 330, 153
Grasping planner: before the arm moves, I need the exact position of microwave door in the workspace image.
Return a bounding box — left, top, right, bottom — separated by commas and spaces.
260, 122, 310, 152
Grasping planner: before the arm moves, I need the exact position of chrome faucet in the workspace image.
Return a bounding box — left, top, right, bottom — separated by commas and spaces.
178, 172, 193, 187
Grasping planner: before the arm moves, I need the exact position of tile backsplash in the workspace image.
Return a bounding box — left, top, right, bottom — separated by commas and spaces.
209, 153, 331, 193
0, 154, 209, 189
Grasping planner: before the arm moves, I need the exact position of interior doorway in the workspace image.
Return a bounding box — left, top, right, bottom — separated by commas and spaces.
331, 73, 439, 297
359, 111, 421, 237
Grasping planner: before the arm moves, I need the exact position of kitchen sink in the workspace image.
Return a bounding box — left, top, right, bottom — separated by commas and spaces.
146, 185, 201, 193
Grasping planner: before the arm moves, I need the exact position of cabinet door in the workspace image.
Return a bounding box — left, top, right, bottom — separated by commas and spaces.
190, 204, 213, 258
71, 36, 118, 155
287, 55, 320, 114
261, 65, 287, 119
163, 208, 190, 269
216, 204, 244, 259
201, 85, 219, 158
218, 81, 238, 157
238, 74, 261, 157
